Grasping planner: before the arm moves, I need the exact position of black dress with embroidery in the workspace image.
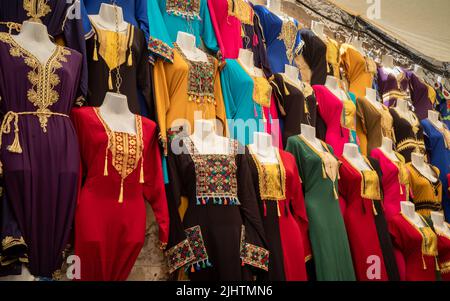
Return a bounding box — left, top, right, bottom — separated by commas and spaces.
389, 108, 426, 162
270, 74, 318, 146
299, 29, 327, 86
165, 136, 269, 281
86, 22, 153, 117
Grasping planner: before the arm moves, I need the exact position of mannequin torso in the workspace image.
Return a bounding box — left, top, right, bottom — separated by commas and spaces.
89, 3, 129, 32
300, 124, 324, 152
411, 152, 438, 182
311, 20, 326, 40
343, 143, 370, 171
379, 137, 399, 162
99, 92, 136, 134
366, 88, 381, 109
249, 132, 278, 164
325, 76, 346, 101
11, 21, 56, 65
431, 211, 450, 237
381, 55, 395, 70
176, 32, 208, 62
428, 110, 444, 130
394, 99, 416, 124
283, 64, 301, 87
401, 201, 426, 227
350, 38, 365, 55
189, 120, 229, 154
238, 48, 263, 77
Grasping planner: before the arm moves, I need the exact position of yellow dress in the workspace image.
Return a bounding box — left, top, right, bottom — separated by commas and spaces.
340, 44, 377, 99
326, 37, 340, 79
153, 46, 228, 154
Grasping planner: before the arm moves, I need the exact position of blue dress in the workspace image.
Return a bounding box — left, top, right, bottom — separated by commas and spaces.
435, 83, 450, 128
253, 5, 303, 74
220, 59, 269, 145
421, 119, 450, 221
81, 0, 150, 43
147, 0, 219, 63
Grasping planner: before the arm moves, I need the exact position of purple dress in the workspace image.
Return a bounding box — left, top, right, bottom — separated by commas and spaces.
0, 33, 82, 278
377, 67, 410, 107
406, 71, 434, 120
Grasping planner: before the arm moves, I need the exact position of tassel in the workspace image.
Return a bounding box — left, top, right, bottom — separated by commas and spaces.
277, 202, 281, 217
139, 158, 144, 184
195, 263, 201, 271
118, 179, 124, 203
202, 198, 206, 205
103, 150, 109, 176
333, 185, 338, 200
206, 259, 212, 267
372, 201, 378, 216
422, 255, 427, 270
224, 198, 228, 205
283, 82, 290, 96
190, 265, 195, 273
321, 163, 327, 179
263, 201, 267, 217
127, 50, 133, 66
7, 132, 22, 154
254, 104, 258, 118
241, 259, 245, 266
304, 101, 309, 115
93, 36, 98, 61
399, 181, 404, 195
202, 261, 206, 269
196, 197, 201, 205
252, 33, 258, 47
435, 257, 440, 271
108, 71, 113, 90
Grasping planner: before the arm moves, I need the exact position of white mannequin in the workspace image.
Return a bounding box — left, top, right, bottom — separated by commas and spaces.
382, 55, 395, 69
300, 124, 324, 152
343, 143, 370, 171
249, 132, 278, 164
414, 64, 427, 81
350, 38, 365, 55
366, 88, 381, 109
267, 0, 282, 16
190, 119, 229, 154
325, 76, 345, 101
394, 99, 416, 124
411, 152, 438, 182
431, 212, 450, 237
11, 21, 56, 64
401, 201, 426, 227
89, 3, 128, 32
238, 48, 263, 77
428, 110, 444, 130
99, 92, 136, 134
379, 137, 399, 162
283, 64, 301, 87
311, 20, 326, 40
176, 31, 207, 62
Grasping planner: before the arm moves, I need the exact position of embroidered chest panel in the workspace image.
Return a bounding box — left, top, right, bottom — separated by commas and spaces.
342, 99, 356, 131
0, 33, 70, 132
419, 226, 438, 257
175, 44, 216, 104
360, 169, 382, 200
252, 77, 272, 108
277, 17, 298, 64
166, 0, 201, 21
380, 106, 394, 140
227, 0, 253, 25
250, 150, 286, 201
184, 137, 240, 205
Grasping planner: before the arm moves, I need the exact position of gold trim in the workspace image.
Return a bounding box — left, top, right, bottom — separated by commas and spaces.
400, 213, 438, 258
440, 261, 450, 274
2, 236, 27, 250
277, 17, 298, 64
23, 0, 51, 22
342, 156, 382, 201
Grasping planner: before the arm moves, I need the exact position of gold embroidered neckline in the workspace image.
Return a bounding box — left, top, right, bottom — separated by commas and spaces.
343, 155, 382, 201
435, 223, 450, 241
0, 32, 70, 132
237, 60, 272, 108
409, 162, 441, 186
400, 212, 438, 258
227, 0, 254, 25
277, 17, 298, 65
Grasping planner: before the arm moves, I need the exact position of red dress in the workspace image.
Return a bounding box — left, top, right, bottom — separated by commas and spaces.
71, 107, 169, 281
389, 213, 438, 281
370, 149, 409, 221
338, 157, 390, 281
436, 227, 450, 281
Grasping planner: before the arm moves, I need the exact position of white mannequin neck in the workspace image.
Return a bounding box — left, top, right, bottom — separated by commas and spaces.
238, 48, 262, 77
379, 137, 398, 162
311, 21, 325, 40
89, 3, 128, 32
401, 201, 425, 227
99, 92, 136, 134
190, 120, 228, 154
343, 143, 370, 171
428, 110, 444, 130
431, 212, 450, 236
250, 132, 277, 164
396, 99, 409, 113
283, 64, 301, 86
12, 21, 56, 64
382, 55, 395, 69
366, 88, 381, 109
350, 38, 365, 55
411, 152, 438, 182
267, 0, 282, 16
325, 76, 343, 101
414, 64, 427, 81
300, 124, 323, 152
176, 31, 207, 62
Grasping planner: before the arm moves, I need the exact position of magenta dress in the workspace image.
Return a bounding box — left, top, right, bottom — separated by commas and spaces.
0, 33, 82, 278
313, 85, 350, 156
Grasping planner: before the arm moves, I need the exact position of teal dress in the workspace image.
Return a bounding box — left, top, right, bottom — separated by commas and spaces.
286, 135, 356, 281
147, 0, 219, 62
220, 59, 266, 145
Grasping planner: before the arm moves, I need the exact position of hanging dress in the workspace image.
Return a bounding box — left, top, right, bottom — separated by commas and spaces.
377, 66, 410, 107
388, 213, 438, 281
0, 33, 82, 278
286, 135, 355, 281
436, 225, 450, 280
247, 148, 309, 281
406, 71, 435, 120
147, 0, 220, 63
434, 82, 450, 128
270, 74, 317, 146
297, 29, 327, 85
253, 5, 303, 74
326, 37, 340, 79
421, 119, 450, 221
389, 108, 426, 162
86, 21, 152, 116
370, 149, 409, 221
165, 137, 269, 280
339, 156, 399, 281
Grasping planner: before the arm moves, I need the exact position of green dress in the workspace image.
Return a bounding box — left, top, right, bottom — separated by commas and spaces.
286, 135, 355, 281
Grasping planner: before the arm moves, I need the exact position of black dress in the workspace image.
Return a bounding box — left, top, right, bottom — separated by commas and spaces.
165, 136, 269, 281
299, 29, 327, 85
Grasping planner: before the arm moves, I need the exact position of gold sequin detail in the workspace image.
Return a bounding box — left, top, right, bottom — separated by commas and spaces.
23, 0, 51, 22
277, 18, 298, 64
227, 0, 253, 25
252, 77, 272, 108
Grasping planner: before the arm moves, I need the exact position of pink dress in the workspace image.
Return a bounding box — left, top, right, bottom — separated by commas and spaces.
263, 96, 283, 149
313, 85, 350, 156
370, 149, 409, 221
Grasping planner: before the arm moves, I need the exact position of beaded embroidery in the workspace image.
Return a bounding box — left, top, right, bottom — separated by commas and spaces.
184, 136, 240, 206
239, 225, 269, 271
174, 43, 217, 105
277, 17, 299, 64
184, 225, 212, 272
23, 0, 51, 21
227, 0, 254, 25
166, 0, 201, 21
149, 37, 174, 63
0, 33, 70, 132
165, 238, 195, 273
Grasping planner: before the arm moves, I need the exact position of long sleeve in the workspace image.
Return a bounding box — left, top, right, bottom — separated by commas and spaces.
153, 59, 171, 154
143, 123, 169, 245
252, 12, 272, 77
207, 0, 225, 59
136, 30, 153, 118
356, 99, 368, 156
200, 0, 220, 54
214, 62, 229, 137
236, 152, 269, 272
220, 62, 238, 120
147, 0, 174, 62
135, 0, 150, 43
